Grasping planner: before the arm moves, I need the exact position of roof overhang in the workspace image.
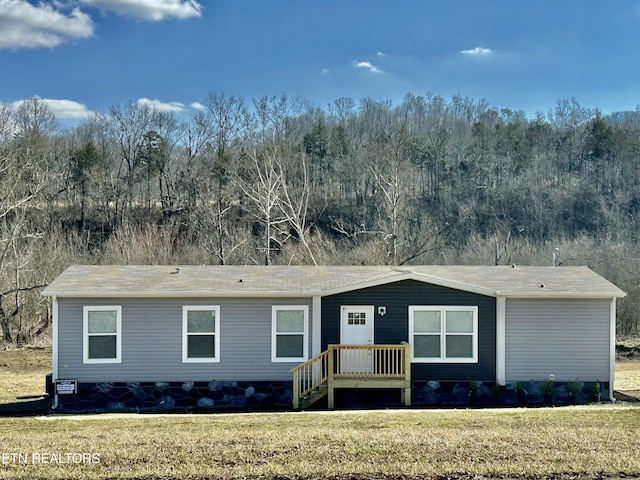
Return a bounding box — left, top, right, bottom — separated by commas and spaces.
41, 265, 627, 300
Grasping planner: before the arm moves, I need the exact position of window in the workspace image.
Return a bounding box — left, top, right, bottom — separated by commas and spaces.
182, 306, 220, 363
347, 311, 367, 325
83, 306, 122, 364
272, 306, 308, 362
409, 306, 478, 363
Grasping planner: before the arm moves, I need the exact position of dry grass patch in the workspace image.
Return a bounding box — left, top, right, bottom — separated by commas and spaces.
616, 358, 640, 401
0, 346, 51, 403
616, 359, 640, 391
0, 406, 639, 479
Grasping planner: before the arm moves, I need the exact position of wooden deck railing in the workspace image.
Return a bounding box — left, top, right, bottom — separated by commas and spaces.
290, 349, 330, 409
332, 344, 409, 378
291, 344, 411, 409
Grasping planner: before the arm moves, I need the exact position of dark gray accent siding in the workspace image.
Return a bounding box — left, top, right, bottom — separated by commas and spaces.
57, 297, 312, 383
321, 280, 496, 381
505, 299, 611, 382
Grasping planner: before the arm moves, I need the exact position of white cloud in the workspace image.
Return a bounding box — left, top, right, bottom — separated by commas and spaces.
79, 0, 203, 21
354, 60, 382, 74
321, 68, 330, 75
459, 47, 493, 56
190, 102, 205, 111
41, 99, 92, 119
137, 98, 186, 112
377, 51, 386, 57
0, 0, 202, 50
10, 97, 92, 121
0, 0, 94, 50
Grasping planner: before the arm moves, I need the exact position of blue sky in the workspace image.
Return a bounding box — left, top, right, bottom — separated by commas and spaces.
2, 0, 640, 121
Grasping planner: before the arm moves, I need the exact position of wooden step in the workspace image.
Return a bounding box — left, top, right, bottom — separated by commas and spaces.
298, 384, 328, 409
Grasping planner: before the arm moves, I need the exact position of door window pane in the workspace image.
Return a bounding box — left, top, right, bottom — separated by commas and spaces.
347, 312, 367, 325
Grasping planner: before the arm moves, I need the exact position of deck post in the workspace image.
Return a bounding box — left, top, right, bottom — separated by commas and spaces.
403, 342, 411, 406
327, 345, 335, 409
292, 368, 300, 409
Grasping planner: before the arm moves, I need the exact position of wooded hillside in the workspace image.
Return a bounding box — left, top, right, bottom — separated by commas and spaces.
2, 93, 639, 344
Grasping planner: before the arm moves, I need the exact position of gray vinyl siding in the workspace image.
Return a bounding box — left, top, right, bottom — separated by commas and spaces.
505, 298, 611, 382
57, 297, 313, 383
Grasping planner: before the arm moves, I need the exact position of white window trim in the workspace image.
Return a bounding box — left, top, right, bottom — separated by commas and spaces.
272, 305, 309, 363
83, 306, 122, 364
182, 305, 221, 363
409, 305, 478, 364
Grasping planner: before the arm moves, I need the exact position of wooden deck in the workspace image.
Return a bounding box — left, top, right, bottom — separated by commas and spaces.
290, 344, 411, 409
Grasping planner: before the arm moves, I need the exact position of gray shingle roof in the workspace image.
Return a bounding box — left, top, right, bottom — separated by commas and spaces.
42, 264, 626, 298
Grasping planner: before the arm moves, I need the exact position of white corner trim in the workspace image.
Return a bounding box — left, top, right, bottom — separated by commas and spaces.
496, 297, 506, 385
610, 297, 617, 402
312, 296, 321, 357
52, 295, 58, 381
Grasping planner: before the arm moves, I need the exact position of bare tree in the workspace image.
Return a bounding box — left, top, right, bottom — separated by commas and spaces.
188, 203, 252, 265
236, 144, 287, 265
0, 101, 52, 344
183, 93, 251, 264
99, 102, 178, 224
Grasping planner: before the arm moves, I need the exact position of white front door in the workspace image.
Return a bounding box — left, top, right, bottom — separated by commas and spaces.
340, 306, 374, 373
341, 306, 374, 345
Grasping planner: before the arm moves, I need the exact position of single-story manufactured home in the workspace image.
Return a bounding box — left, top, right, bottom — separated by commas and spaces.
42, 264, 625, 412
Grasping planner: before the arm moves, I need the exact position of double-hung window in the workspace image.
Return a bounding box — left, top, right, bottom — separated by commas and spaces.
272, 306, 308, 362
83, 306, 122, 364
182, 306, 220, 363
409, 306, 478, 363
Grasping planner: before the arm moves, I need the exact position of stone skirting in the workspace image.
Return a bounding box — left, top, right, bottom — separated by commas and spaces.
54, 380, 293, 413
53, 379, 609, 412
411, 380, 609, 407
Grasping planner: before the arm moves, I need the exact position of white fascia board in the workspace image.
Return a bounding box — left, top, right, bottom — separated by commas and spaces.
321, 272, 497, 297
498, 292, 626, 299
43, 290, 322, 298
